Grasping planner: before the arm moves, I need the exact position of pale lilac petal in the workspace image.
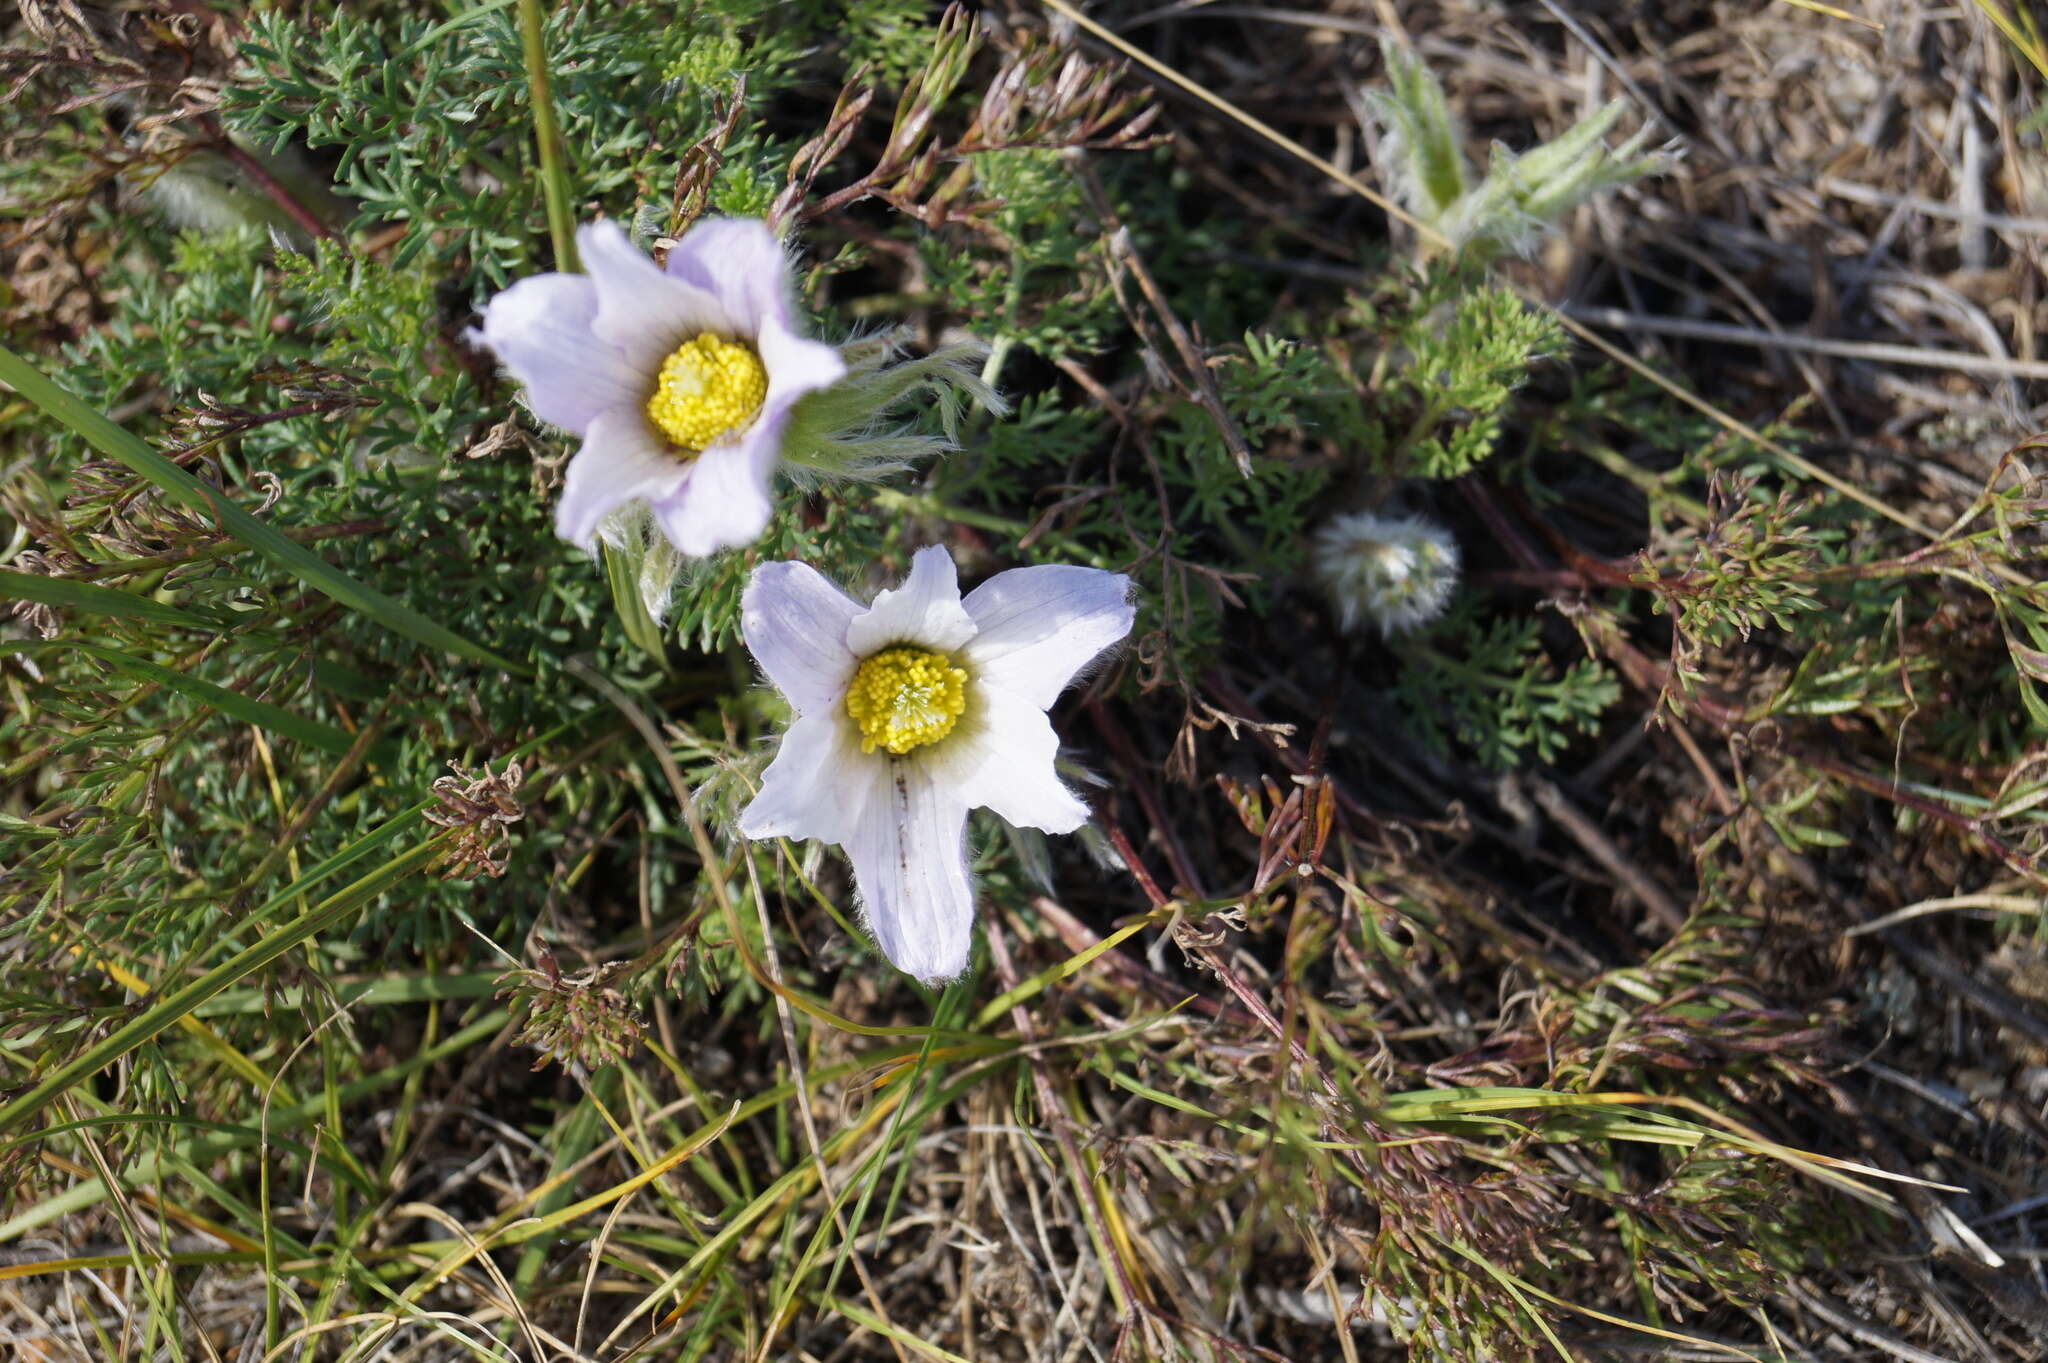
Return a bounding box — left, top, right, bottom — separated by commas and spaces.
739, 712, 874, 847
577, 220, 737, 373
639, 322, 838, 560
758, 316, 847, 406
554, 410, 690, 551
960, 566, 1135, 710
648, 416, 783, 557
846, 546, 977, 656
473, 273, 642, 437
663, 217, 796, 335
846, 761, 976, 981
926, 690, 1090, 834
742, 561, 862, 713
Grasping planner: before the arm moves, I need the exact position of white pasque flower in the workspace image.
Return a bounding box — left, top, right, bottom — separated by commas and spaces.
738, 546, 1134, 981
474, 217, 847, 557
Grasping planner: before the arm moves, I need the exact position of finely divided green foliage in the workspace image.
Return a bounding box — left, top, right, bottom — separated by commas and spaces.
1398, 284, 1565, 479
227, 4, 806, 277
1344, 264, 1566, 480
923, 147, 1119, 362
1399, 606, 1621, 770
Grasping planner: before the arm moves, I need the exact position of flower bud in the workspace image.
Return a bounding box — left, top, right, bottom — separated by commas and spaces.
1312, 510, 1461, 635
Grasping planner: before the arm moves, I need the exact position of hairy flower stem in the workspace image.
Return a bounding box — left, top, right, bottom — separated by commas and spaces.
977, 252, 1029, 389
195, 113, 341, 246
602, 537, 671, 666
517, 0, 578, 272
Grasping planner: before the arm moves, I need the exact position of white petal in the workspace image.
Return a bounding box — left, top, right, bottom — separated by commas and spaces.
647, 416, 782, 557
663, 217, 795, 336
847, 761, 976, 981
474, 273, 642, 436
928, 689, 1090, 833
960, 566, 1135, 710
758, 316, 847, 406
577, 220, 736, 374
739, 711, 873, 847
742, 560, 861, 713
554, 410, 691, 551
846, 545, 977, 656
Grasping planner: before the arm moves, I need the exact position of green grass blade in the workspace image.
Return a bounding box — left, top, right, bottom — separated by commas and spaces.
0, 832, 447, 1139
0, 1250, 273, 1284
0, 342, 526, 674
972, 916, 1151, 1027
508, 1068, 615, 1324
822, 1298, 977, 1363
192, 972, 504, 1016
1965, 0, 2048, 82
2, 640, 355, 755
0, 1010, 509, 1243
517, 0, 579, 271
0, 568, 213, 629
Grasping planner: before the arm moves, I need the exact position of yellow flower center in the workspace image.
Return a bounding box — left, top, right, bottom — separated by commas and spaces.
644, 332, 768, 453
844, 647, 968, 756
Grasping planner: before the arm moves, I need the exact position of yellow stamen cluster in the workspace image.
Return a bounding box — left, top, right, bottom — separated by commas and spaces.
845, 647, 968, 755
644, 332, 768, 453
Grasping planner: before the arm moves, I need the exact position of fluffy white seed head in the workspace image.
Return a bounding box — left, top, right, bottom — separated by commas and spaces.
1312, 510, 1461, 636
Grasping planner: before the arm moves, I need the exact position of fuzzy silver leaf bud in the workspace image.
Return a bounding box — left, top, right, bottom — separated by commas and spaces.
1312, 510, 1461, 636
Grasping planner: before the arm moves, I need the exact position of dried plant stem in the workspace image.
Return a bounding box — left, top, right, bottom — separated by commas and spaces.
1566, 306, 2048, 381
1774, 0, 1884, 29
1818, 176, 2048, 236
984, 924, 1148, 1337
1525, 776, 1688, 932
1843, 891, 2042, 937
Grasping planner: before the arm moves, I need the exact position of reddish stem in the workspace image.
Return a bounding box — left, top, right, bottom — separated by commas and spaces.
195, 114, 341, 247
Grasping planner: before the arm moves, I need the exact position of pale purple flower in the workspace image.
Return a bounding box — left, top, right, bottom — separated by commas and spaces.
738, 546, 1134, 981
475, 217, 846, 557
